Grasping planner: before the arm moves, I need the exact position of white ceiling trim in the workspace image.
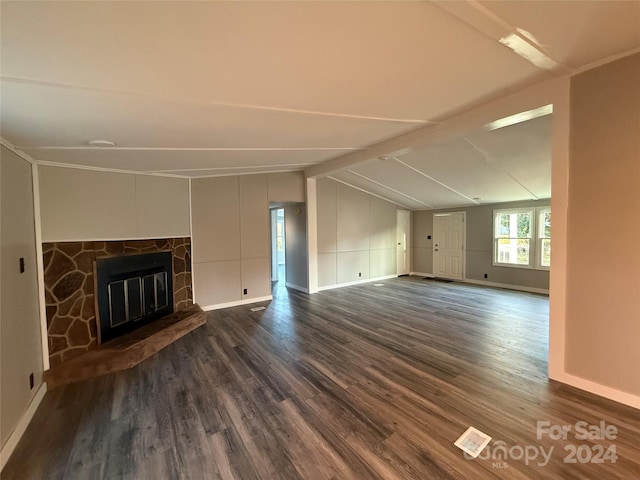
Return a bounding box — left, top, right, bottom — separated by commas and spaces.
19, 146, 362, 152
165, 167, 307, 179
570, 45, 640, 76
327, 175, 413, 210
0, 137, 36, 164
35, 160, 190, 179
151, 163, 313, 173
1, 75, 429, 126
462, 138, 540, 200
305, 75, 566, 179
212, 100, 430, 124
346, 169, 432, 208
392, 158, 480, 205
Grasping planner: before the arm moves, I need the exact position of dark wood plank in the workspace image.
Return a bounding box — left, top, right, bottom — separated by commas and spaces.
3, 276, 639, 479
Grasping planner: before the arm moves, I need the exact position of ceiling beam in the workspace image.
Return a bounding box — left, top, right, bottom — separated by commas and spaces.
305, 75, 567, 179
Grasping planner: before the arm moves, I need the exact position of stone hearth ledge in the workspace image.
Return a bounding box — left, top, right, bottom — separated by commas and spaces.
43, 305, 207, 389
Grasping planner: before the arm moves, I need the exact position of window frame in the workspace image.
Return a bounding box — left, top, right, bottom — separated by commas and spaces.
536, 207, 551, 271
492, 206, 550, 270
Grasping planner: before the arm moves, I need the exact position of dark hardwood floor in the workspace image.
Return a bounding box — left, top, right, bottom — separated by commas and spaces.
3, 276, 639, 479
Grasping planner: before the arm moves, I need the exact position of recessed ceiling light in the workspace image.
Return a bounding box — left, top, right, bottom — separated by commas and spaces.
88, 140, 116, 147
484, 104, 553, 131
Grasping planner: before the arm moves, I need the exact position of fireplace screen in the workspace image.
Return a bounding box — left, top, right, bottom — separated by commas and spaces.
108, 272, 168, 327
96, 252, 173, 343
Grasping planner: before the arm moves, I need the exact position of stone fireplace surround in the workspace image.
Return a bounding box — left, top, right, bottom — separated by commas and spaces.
43, 238, 192, 367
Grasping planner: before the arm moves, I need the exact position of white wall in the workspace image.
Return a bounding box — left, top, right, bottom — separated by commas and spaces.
1, 147, 44, 450
565, 53, 640, 398
317, 178, 397, 288
38, 165, 190, 241
191, 172, 305, 308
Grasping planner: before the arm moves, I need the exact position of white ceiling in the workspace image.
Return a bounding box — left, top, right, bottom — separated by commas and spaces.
331, 114, 552, 209
1, 1, 639, 208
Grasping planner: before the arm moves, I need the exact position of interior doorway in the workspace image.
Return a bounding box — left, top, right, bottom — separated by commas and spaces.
270, 208, 286, 285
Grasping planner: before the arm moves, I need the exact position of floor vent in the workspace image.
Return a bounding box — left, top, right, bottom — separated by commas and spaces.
454, 426, 492, 458
250, 306, 266, 312
374, 283, 385, 287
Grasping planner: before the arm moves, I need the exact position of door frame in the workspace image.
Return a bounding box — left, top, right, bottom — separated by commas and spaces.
270, 208, 278, 281
432, 211, 466, 280
396, 210, 411, 276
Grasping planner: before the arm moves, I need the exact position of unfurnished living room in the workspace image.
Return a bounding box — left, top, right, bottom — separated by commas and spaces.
1, 2, 639, 479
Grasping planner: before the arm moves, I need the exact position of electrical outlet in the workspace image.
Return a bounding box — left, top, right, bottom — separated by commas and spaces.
29, 373, 34, 390
243, 288, 248, 295
19, 257, 25, 273
484, 273, 488, 279
358, 272, 362, 277
427, 235, 431, 240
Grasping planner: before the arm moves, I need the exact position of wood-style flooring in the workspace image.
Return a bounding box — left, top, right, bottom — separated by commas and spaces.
3, 276, 639, 479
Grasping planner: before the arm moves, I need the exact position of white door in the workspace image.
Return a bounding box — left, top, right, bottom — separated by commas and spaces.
433, 212, 465, 280
397, 210, 411, 275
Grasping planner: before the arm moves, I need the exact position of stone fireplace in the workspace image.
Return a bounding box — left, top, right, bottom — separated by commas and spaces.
43, 238, 192, 367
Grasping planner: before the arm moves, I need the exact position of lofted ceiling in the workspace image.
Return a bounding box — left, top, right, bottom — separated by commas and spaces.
1, 1, 639, 209
330, 114, 552, 209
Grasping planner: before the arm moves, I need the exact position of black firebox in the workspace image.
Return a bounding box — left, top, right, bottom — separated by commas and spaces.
95, 251, 173, 343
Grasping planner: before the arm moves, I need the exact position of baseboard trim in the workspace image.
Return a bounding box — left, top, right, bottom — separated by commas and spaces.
1, 382, 47, 471
551, 371, 640, 410
201, 295, 273, 311
318, 274, 397, 292
409, 274, 548, 294
410, 272, 434, 278
463, 278, 549, 295
285, 283, 309, 293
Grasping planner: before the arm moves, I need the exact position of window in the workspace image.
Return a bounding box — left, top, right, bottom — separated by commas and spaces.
276, 220, 284, 252
493, 207, 550, 270
537, 208, 551, 269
